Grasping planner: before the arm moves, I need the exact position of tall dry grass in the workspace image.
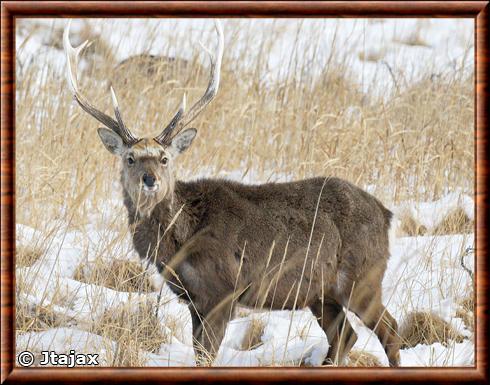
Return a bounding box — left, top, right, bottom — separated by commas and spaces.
15, 19, 474, 367
16, 19, 474, 229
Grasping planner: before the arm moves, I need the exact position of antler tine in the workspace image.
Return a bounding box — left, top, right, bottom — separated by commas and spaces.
110, 85, 134, 142
63, 20, 139, 145
179, 19, 224, 129
154, 19, 224, 144
154, 94, 186, 145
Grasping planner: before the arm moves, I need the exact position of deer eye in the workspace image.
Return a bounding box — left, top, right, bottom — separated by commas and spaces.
160, 157, 168, 165
127, 156, 135, 166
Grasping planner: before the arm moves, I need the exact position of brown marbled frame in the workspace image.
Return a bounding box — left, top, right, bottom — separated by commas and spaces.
1, 1, 488, 384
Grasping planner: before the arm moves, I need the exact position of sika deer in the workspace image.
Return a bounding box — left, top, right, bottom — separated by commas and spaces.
64, 20, 400, 366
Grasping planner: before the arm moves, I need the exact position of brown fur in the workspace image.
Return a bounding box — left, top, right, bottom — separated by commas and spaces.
119, 155, 400, 366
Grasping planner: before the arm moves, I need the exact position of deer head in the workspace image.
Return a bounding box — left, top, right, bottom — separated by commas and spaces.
63, 20, 224, 216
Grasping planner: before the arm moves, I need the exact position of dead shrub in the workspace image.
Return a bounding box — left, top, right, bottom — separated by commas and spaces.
16, 302, 69, 333
74, 259, 154, 293
398, 212, 427, 236
93, 300, 169, 366
399, 311, 465, 349
432, 207, 474, 235
240, 318, 265, 351
456, 296, 474, 332
16, 245, 44, 267
347, 350, 382, 367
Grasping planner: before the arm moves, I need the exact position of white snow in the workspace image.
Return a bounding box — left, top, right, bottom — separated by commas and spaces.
16, 18, 473, 96
15, 190, 474, 367
394, 191, 474, 230
216, 310, 328, 366
399, 340, 474, 367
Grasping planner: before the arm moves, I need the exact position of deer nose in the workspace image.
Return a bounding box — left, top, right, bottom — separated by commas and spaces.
142, 173, 156, 187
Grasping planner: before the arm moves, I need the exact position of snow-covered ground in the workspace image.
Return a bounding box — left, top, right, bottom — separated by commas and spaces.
16, 191, 474, 367
16, 18, 473, 96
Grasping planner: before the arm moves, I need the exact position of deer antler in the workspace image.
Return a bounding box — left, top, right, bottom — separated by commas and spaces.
154, 19, 224, 145
63, 20, 139, 146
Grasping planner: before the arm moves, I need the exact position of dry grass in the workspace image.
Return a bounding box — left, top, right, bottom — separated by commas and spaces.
393, 20, 431, 48
74, 258, 155, 293
240, 318, 266, 350
398, 211, 427, 236
394, 32, 431, 48
16, 302, 69, 334
347, 350, 382, 367
397, 207, 473, 237
93, 300, 169, 366
358, 48, 386, 63
399, 311, 465, 349
432, 208, 474, 235
456, 295, 474, 332
15, 20, 474, 233
15, 245, 44, 267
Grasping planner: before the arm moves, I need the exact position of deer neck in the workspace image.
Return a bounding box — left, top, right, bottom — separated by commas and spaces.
121, 180, 195, 249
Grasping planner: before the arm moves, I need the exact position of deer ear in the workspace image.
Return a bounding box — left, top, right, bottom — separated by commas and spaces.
170, 128, 197, 154
97, 127, 126, 155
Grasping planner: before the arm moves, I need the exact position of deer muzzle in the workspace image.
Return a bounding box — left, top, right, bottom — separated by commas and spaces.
142, 173, 158, 192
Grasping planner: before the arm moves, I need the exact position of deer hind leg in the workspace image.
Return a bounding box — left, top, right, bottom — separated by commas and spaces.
310, 298, 358, 365
347, 284, 400, 367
